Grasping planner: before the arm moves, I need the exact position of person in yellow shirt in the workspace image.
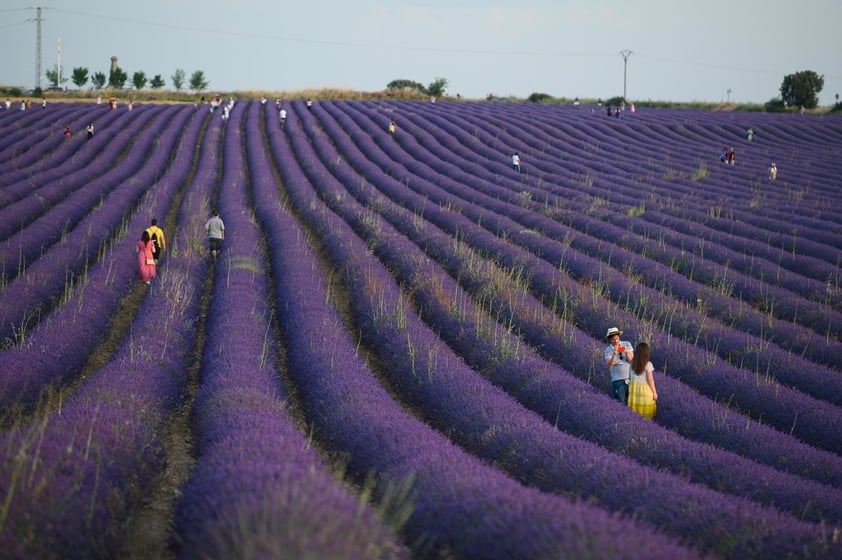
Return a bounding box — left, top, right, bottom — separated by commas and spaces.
145, 218, 166, 264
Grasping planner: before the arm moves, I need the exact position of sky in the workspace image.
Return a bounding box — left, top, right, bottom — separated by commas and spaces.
1, 0, 841, 104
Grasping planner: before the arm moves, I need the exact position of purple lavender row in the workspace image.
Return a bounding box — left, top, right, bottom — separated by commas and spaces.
309, 101, 842, 482
0, 104, 170, 250
348, 106, 842, 383
393, 100, 842, 298
442, 101, 842, 254
454, 101, 842, 212
346, 101, 842, 380
261, 101, 698, 559
420, 104, 841, 310
173, 102, 409, 559
632, 208, 839, 299
0, 104, 128, 193
0, 111, 213, 559
0, 105, 169, 303
0, 106, 209, 415
0, 106, 171, 244
376, 104, 842, 366
0, 103, 89, 166
295, 101, 842, 519
325, 106, 842, 428
279, 102, 837, 558
0, 103, 90, 160
0, 105, 194, 345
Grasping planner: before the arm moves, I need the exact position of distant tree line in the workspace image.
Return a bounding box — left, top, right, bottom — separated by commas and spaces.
45, 64, 210, 93
387, 77, 449, 97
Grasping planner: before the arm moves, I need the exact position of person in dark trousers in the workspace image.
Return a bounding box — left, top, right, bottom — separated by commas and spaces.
603, 327, 635, 404
145, 218, 166, 264
205, 209, 225, 261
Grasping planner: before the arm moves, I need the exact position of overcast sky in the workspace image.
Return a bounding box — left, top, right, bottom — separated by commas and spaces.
2, 0, 840, 104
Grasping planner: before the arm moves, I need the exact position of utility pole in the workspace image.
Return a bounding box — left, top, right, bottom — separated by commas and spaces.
27, 6, 48, 90
57, 36, 62, 86
619, 49, 633, 100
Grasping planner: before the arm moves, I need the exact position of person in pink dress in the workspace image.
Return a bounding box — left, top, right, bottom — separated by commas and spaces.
137, 230, 157, 284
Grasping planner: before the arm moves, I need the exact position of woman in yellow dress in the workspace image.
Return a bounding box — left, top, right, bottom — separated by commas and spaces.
628, 342, 658, 419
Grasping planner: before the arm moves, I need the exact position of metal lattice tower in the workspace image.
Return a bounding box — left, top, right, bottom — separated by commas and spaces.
28, 6, 48, 90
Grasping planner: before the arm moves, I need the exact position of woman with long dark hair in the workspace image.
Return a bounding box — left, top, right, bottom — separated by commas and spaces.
628, 342, 658, 418
137, 230, 156, 285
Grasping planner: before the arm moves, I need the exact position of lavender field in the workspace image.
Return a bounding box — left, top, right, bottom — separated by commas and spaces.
0, 98, 840, 559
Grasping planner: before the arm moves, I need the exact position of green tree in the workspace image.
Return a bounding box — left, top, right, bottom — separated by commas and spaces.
45, 65, 66, 87
72, 67, 89, 89
91, 72, 107, 89
188, 70, 209, 92
527, 92, 554, 103
426, 77, 448, 97
171, 68, 186, 91
149, 74, 165, 89
764, 97, 787, 113
387, 79, 426, 93
108, 66, 128, 89
132, 71, 148, 91
780, 70, 824, 109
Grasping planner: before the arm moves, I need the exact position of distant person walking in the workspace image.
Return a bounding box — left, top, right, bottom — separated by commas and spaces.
64, 126, 71, 140
145, 218, 166, 264
628, 342, 658, 419
745, 127, 754, 141
205, 209, 225, 261
769, 162, 777, 181
137, 230, 157, 285
388, 120, 397, 135
603, 326, 634, 405
86, 123, 95, 140
512, 152, 521, 173
279, 107, 287, 127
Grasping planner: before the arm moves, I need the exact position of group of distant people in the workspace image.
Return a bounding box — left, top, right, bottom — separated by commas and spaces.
720, 127, 778, 180
135, 211, 225, 286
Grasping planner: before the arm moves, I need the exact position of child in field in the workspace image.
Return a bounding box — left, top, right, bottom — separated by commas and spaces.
628, 342, 658, 419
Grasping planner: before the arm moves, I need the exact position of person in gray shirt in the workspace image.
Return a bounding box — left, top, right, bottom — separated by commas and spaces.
205, 209, 225, 261
603, 326, 635, 405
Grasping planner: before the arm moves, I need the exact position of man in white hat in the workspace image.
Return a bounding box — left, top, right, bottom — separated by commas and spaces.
603, 327, 635, 404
